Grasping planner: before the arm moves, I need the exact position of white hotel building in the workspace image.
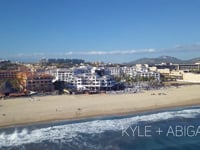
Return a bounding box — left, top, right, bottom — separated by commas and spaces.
46, 66, 116, 90
46, 65, 160, 90
107, 65, 160, 81
70, 74, 115, 90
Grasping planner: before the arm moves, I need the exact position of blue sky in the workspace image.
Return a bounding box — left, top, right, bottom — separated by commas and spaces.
0, 0, 200, 62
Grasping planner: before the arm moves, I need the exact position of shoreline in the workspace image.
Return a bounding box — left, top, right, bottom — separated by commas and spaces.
0, 85, 200, 128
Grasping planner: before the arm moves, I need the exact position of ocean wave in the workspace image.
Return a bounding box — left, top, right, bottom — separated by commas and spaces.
0, 108, 200, 148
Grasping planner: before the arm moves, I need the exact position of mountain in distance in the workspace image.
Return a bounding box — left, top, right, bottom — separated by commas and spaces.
189, 57, 200, 64
126, 56, 200, 65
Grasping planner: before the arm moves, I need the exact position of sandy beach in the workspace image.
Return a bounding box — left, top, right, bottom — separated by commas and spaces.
0, 85, 200, 128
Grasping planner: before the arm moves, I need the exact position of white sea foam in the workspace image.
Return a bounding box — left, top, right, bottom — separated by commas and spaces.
0, 108, 200, 148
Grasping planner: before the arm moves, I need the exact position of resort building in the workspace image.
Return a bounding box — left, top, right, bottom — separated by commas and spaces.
0, 70, 18, 79
71, 74, 115, 90
181, 72, 200, 83
47, 65, 160, 91
175, 64, 200, 72
47, 66, 116, 90
46, 66, 91, 82
134, 71, 160, 80
155, 63, 176, 71
17, 72, 54, 92
107, 66, 160, 81
47, 68, 74, 82
26, 74, 54, 92
169, 70, 183, 80
106, 67, 122, 77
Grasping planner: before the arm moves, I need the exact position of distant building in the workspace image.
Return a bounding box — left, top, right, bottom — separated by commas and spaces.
107, 65, 160, 81
176, 64, 200, 71
157, 68, 170, 75
47, 58, 85, 64
107, 67, 122, 77
0, 70, 18, 79
195, 61, 200, 65
181, 72, 200, 83
134, 71, 160, 80
0, 60, 11, 65
169, 70, 183, 80
155, 63, 176, 71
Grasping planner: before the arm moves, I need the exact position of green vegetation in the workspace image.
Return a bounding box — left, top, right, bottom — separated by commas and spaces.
0, 78, 21, 93
53, 81, 66, 94
114, 74, 160, 87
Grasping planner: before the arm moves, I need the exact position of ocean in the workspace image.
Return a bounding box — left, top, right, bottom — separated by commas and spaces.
1, 106, 200, 150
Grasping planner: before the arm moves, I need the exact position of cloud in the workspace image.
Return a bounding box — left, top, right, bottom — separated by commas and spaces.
165, 43, 200, 52
8, 43, 200, 61
65, 48, 156, 55
11, 49, 156, 61
14, 52, 45, 58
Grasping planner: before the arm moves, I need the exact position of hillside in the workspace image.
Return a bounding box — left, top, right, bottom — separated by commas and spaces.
126, 56, 200, 65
